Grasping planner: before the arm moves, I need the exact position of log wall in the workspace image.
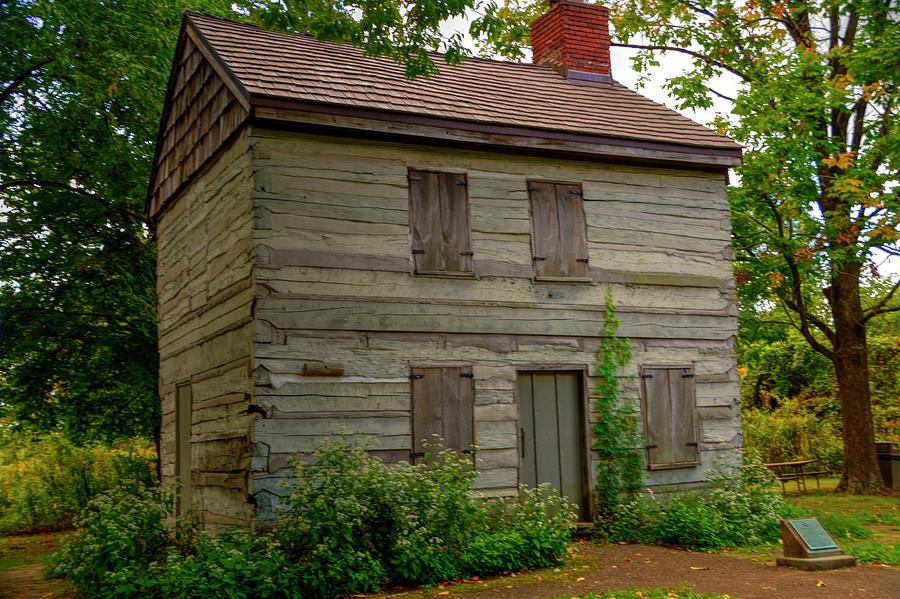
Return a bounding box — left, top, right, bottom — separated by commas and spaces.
157, 130, 256, 530
248, 129, 741, 524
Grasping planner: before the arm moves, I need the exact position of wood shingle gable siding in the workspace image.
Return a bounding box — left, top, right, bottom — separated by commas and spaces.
147, 23, 250, 221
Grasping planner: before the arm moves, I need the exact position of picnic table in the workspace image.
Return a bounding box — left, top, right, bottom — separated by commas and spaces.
764, 459, 827, 494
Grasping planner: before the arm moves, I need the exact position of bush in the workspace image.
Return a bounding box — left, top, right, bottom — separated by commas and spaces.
598, 453, 802, 550
275, 439, 576, 595
47, 486, 175, 598
0, 433, 156, 533
51, 440, 577, 598
742, 400, 844, 472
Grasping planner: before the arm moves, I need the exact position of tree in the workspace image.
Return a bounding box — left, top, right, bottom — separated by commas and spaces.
609, 0, 899, 493
0, 0, 255, 442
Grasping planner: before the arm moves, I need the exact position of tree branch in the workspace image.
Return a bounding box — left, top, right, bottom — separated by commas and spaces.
763, 196, 835, 357
610, 42, 751, 81
862, 278, 900, 323
0, 58, 52, 104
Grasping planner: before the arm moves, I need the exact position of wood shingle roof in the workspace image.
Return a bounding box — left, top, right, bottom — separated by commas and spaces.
188, 12, 738, 153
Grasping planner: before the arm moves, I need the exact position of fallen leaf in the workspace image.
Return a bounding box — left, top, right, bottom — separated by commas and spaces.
690, 566, 709, 571
762, 586, 776, 590
437, 593, 450, 596
576, 577, 585, 582
816, 581, 826, 587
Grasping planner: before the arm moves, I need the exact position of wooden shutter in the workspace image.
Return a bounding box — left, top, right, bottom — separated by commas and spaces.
409, 170, 472, 274
175, 384, 192, 516
529, 181, 588, 278
411, 366, 474, 462
641, 367, 699, 469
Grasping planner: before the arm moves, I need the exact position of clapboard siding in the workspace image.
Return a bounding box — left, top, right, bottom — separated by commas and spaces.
249, 331, 740, 515
157, 132, 255, 531
155, 123, 741, 529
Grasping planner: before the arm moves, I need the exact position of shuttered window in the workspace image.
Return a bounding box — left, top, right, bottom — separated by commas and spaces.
528, 181, 589, 279
640, 366, 700, 469
410, 366, 474, 462
408, 170, 473, 275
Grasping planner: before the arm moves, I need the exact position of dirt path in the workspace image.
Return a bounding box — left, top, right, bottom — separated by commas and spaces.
392, 543, 900, 599
0, 533, 74, 599
1, 536, 897, 599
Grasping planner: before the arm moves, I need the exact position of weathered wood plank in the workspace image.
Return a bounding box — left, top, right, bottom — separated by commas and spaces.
256, 297, 736, 340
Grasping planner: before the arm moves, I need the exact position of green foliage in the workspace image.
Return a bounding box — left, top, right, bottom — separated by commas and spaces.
275, 439, 576, 596
741, 400, 845, 472
50, 440, 576, 598
591, 290, 642, 523
47, 486, 176, 597
0, 0, 264, 441
601, 453, 801, 550
0, 433, 155, 533
110, 530, 303, 599
739, 328, 900, 470
609, 0, 900, 491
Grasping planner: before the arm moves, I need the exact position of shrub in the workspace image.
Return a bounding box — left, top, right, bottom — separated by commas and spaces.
599, 452, 801, 550
47, 486, 175, 598
116, 530, 304, 599
741, 401, 844, 473
462, 483, 576, 574
0, 433, 155, 533
274, 439, 577, 595
51, 439, 577, 598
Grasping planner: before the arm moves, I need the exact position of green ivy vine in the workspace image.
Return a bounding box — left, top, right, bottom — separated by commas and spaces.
592, 289, 643, 523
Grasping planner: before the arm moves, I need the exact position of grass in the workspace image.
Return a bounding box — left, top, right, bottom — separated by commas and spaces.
735, 477, 900, 565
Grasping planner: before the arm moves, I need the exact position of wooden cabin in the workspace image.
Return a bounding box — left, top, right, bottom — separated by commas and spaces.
147, 0, 743, 530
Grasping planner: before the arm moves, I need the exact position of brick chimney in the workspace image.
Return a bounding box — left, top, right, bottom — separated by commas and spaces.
531, 0, 612, 82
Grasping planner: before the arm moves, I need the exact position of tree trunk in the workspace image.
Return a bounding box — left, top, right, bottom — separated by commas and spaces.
828, 263, 885, 493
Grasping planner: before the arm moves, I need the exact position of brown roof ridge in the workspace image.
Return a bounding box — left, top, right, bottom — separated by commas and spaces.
186, 12, 564, 74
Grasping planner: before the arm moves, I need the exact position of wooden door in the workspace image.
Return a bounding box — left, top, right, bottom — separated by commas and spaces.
175, 384, 192, 516
517, 371, 587, 519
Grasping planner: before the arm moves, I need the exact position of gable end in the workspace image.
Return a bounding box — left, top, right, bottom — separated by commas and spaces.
146, 18, 251, 223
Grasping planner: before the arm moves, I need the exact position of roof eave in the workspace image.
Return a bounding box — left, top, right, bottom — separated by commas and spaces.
248, 94, 741, 170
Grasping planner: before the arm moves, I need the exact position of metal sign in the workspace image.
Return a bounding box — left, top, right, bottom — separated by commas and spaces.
788, 518, 839, 552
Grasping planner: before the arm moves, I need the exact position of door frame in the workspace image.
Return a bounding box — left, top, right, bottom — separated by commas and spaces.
514, 366, 593, 520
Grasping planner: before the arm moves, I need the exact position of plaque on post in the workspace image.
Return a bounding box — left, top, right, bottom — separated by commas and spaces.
776, 518, 856, 570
